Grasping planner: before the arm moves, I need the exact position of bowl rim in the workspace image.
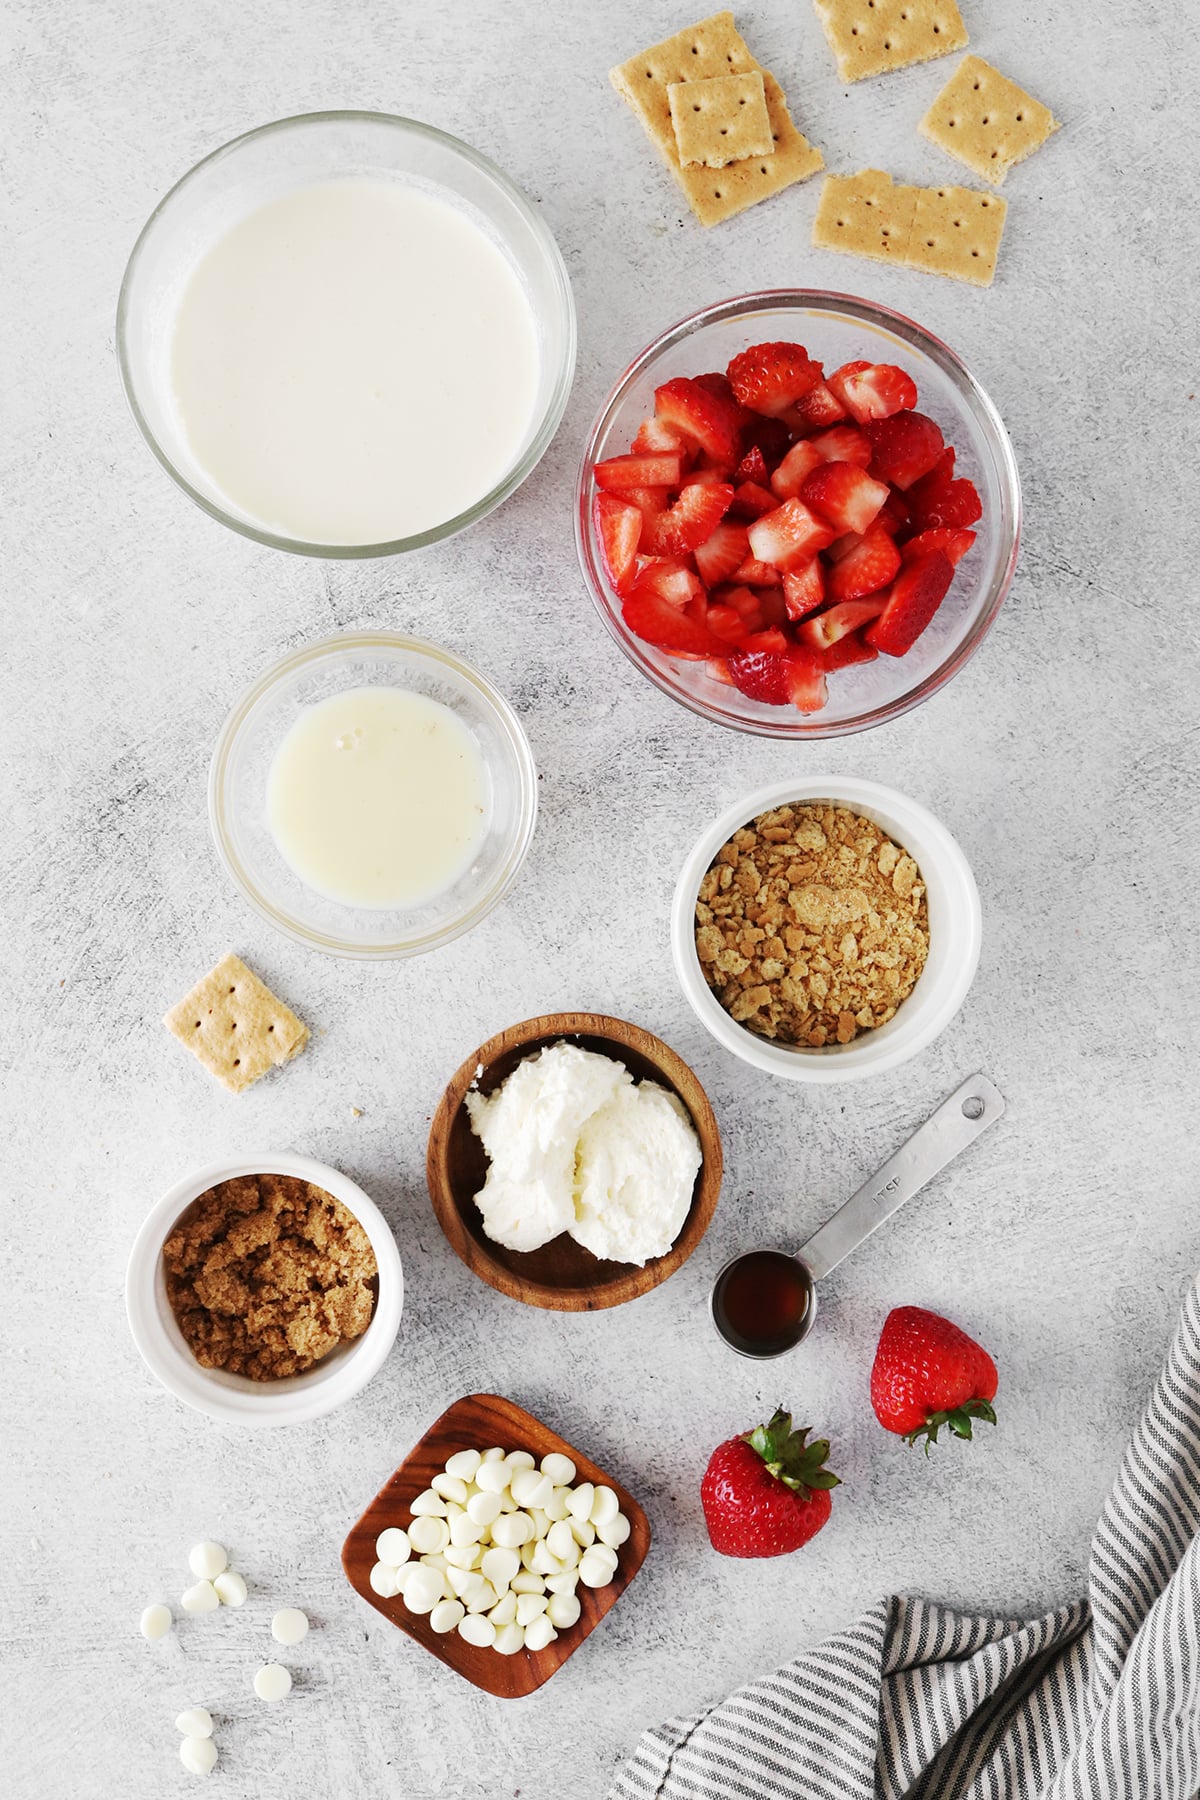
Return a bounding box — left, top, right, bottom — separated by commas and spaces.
426, 1011, 723, 1309
671, 777, 982, 1083
116, 109, 577, 558
207, 629, 539, 961
124, 1151, 404, 1426
574, 287, 1022, 738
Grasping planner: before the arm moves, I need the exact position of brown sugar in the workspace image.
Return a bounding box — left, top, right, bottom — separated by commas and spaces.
162, 1173, 378, 1380
695, 803, 929, 1047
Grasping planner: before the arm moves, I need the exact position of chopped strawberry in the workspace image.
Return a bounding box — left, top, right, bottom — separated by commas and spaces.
622, 486, 670, 548
648, 481, 733, 556
748, 499, 836, 571
739, 415, 793, 466
631, 415, 692, 459
800, 463, 890, 536
798, 597, 886, 650
906, 448, 983, 530
784, 650, 829, 714
727, 341, 824, 417
863, 412, 944, 490
594, 452, 685, 493
720, 585, 767, 632
726, 650, 793, 705
729, 481, 778, 521
630, 557, 703, 610
734, 445, 769, 485
683, 465, 734, 489
693, 371, 745, 413
731, 555, 783, 587
820, 631, 878, 672
706, 657, 734, 685
654, 376, 743, 465
707, 602, 749, 646
865, 549, 954, 656
593, 493, 642, 597
825, 531, 862, 564
808, 424, 872, 467
828, 361, 918, 424
694, 519, 751, 587
623, 586, 721, 655
785, 382, 847, 432
770, 440, 824, 500
826, 527, 901, 602
875, 488, 912, 538
782, 559, 826, 621
740, 626, 790, 655
903, 526, 976, 567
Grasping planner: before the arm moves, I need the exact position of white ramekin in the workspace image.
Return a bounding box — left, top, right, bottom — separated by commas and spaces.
125, 1153, 403, 1426
671, 778, 982, 1084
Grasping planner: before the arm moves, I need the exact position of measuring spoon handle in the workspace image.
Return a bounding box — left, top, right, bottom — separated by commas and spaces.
798, 1073, 1005, 1283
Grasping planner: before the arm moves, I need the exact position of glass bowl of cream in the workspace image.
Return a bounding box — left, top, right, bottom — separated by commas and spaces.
117, 112, 575, 556
209, 633, 538, 958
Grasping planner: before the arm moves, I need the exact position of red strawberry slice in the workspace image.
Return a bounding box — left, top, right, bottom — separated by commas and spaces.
727, 341, 824, 416
907, 448, 983, 530
748, 499, 835, 571
741, 626, 790, 654
631, 415, 692, 458
731, 555, 783, 587
828, 360, 918, 423
630, 557, 703, 609
729, 480, 778, 521
734, 445, 769, 485
720, 585, 767, 632
623, 564, 722, 653
648, 482, 733, 557
593, 493, 642, 598
784, 650, 829, 713
694, 519, 751, 587
865, 548, 954, 656
826, 526, 901, 602
903, 526, 976, 567
782, 559, 826, 620
594, 452, 685, 493
800, 463, 890, 536
808, 424, 872, 467
798, 596, 886, 650
785, 382, 847, 433
726, 650, 793, 705
875, 488, 912, 537
820, 630, 878, 672
770, 439, 824, 500
863, 412, 944, 490
654, 376, 743, 465
707, 602, 749, 646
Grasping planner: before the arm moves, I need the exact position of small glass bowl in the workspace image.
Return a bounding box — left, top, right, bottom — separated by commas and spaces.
575, 290, 1020, 739
117, 111, 576, 557
208, 633, 538, 959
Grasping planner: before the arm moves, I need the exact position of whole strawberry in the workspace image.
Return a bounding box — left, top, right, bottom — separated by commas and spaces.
701, 1409, 840, 1557
870, 1306, 998, 1451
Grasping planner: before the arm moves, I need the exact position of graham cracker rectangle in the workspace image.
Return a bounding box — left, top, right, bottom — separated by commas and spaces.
919, 55, 1059, 186
164, 952, 309, 1095
610, 12, 823, 226
669, 71, 774, 168
908, 182, 1007, 285
812, 0, 967, 83
812, 168, 919, 264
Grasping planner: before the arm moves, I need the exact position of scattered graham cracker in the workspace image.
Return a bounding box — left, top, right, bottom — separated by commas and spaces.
919, 55, 1059, 186
610, 11, 823, 226
164, 952, 308, 1095
668, 71, 774, 168
812, 0, 967, 83
812, 168, 1007, 286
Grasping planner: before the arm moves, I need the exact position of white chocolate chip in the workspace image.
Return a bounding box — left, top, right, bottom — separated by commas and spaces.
175, 1708, 213, 1738
403, 1565, 447, 1614
523, 1615, 558, 1652
409, 1490, 447, 1517
180, 1736, 218, 1776
444, 1449, 482, 1481
213, 1570, 247, 1608
374, 1528, 410, 1567
431, 1473, 469, 1504
546, 1590, 582, 1629
140, 1603, 172, 1641
458, 1613, 496, 1648
590, 1486, 619, 1527
271, 1608, 308, 1647
253, 1663, 292, 1703
510, 1571, 546, 1595
493, 1622, 525, 1655
408, 1516, 450, 1556
430, 1599, 465, 1634
505, 1450, 536, 1472
488, 1589, 518, 1627
474, 1461, 510, 1495
180, 1581, 220, 1615
597, 1512, 631, 1549
567, 1483, 595, 1522
541, 1453, 576, 1486
369, 1561, 400, 1598
515, 1592, 548, 1626
466, 1490, 503, 1528
188, 1542, 228, 1582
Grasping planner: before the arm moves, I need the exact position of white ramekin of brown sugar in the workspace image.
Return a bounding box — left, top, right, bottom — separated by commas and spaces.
671, 778, 981, 1084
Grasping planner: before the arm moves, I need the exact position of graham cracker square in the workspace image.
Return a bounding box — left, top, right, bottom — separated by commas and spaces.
610, 12, 823, 226
919, 55, 1059, 186
669, 71, 774, 168
164, 952, 309, 1095
907, 182, 1007, 285
812, 169, 919, 264
812, 0, 967, 83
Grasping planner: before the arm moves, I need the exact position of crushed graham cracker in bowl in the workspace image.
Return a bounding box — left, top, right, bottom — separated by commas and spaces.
694, 803, 929, 1048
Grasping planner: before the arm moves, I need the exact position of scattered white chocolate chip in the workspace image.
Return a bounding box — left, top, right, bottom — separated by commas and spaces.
213, 1570, 247, 1607
369, 1560, 400, 1598
253, 1663, 292, 1703
188, 1542, 228, 1581
180, 1580, 220, 1615
374, 1528, 410, 1567
175, 1708, 214, 1738
180, 1736, 218, 1776
272, 1607, 309, 1646
140, 1603, 172, 1641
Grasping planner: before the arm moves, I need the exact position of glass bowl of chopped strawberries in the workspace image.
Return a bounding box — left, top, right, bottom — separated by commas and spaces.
575, 291, 1020, 737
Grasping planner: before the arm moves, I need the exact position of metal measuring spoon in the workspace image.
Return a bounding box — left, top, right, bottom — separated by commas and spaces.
710, 1073, 1006, 1359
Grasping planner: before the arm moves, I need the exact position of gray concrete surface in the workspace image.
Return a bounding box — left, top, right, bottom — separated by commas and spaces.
3, 2, 1198, 1795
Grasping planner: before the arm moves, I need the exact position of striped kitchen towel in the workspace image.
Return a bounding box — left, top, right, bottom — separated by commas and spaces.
611, 1275, 1200, 1800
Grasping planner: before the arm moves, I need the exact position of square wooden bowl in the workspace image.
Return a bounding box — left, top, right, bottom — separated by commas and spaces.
341, 1392, 650, 1696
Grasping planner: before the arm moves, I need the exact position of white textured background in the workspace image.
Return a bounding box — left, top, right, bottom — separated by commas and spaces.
3, 2, 1198, 1796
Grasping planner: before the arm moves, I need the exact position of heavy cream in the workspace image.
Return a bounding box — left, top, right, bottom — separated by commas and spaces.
170, 179, 540, 543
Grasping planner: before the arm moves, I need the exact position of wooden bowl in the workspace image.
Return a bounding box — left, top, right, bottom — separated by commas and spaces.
426, 1012, 723, 1311
341, 1392, 650, 1696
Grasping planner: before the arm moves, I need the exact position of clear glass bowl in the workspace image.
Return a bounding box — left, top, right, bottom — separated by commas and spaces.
575, 290, 1020, 739
117, 111, 576, 557
208, 633, 538, 959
